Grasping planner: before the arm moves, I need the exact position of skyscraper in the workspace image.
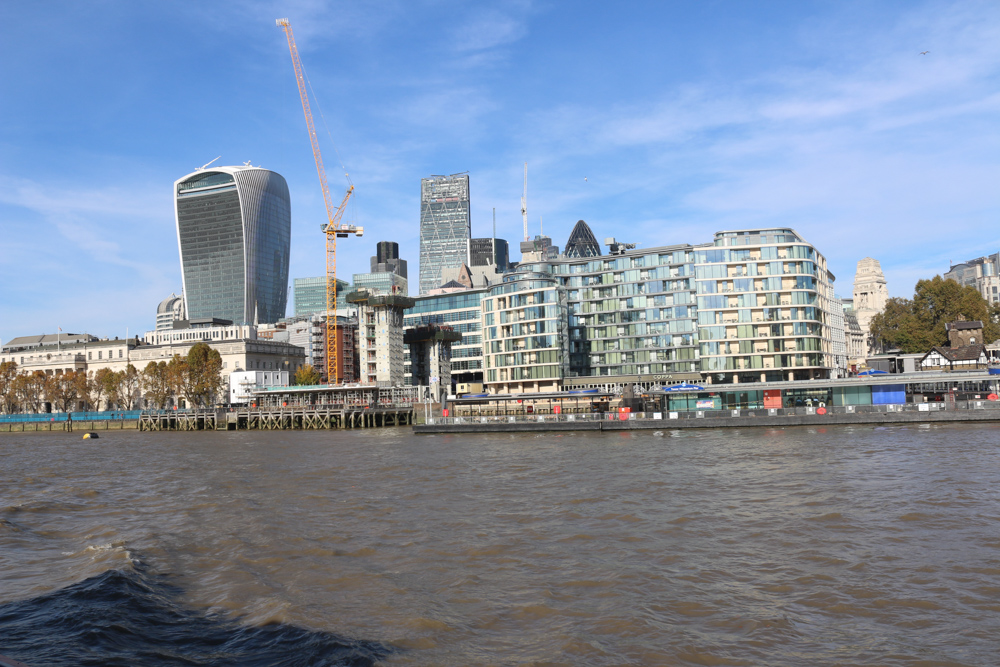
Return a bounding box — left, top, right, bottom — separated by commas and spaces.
469, 237, 509, 270
419, 174, 470, 294
564, 220, 602, 258
353, 240, 408, 296
174, 166, 291, 325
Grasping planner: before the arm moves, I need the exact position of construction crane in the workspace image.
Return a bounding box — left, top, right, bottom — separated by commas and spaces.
276, 18, 363, 385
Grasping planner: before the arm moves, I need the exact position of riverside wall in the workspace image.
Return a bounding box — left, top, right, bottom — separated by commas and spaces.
413, 408, 1000, 434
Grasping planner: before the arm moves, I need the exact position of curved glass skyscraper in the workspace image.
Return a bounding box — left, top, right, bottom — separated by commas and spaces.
174, 166, 291, 325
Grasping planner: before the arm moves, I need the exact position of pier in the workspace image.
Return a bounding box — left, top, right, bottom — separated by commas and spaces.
139, 405, 413, 431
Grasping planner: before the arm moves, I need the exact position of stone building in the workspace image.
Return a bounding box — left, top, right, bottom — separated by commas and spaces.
852, 257, 888, 353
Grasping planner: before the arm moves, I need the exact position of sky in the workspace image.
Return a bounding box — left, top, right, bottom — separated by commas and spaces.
1, 0, 999, 344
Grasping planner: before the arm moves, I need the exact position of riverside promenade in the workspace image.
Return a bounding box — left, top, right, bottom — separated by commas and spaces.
414, 400, 1000, 433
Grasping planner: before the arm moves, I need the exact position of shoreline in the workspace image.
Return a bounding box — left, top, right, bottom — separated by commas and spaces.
413, 408, 1000, 433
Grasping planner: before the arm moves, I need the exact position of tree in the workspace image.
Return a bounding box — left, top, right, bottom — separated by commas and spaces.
869, 276, 1000, 353
185, 342, 224, 407
14, 371, 47, 413
73, 370, 92, 410
142, 361, 171, 409
117, 364, 141, 410
48, 371, 82, 413
295, 364, 322, 386
91, 368, 114, 411
0, 361, 19, 414
166, 355, 188, 408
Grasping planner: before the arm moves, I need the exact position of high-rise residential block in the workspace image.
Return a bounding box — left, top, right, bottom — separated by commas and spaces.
696, 229, 835, 383
419, 174, 471, 294
174, 166, 290, 325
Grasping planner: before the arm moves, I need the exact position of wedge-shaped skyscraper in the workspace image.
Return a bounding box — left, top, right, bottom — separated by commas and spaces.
174, 166, 291, 325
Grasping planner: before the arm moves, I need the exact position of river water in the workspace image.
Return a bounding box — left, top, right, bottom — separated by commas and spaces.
2, 424, 1000, 666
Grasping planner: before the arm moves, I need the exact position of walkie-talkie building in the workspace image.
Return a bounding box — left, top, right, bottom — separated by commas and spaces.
174, 166, 291, 325
419, 174, 471, 294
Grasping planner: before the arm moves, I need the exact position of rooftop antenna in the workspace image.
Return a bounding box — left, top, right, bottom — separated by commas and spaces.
492, 207, 497, 266
540, 216, 543, 237
197, 156, 221, 171
521, 162, 528, 242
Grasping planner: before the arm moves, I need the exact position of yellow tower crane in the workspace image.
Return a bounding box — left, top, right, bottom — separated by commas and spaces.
276, 18, 363, 385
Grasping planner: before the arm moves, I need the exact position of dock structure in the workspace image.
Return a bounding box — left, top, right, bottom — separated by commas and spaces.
138, 384, 421, 431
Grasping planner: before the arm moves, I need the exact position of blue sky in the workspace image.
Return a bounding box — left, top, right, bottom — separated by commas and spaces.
2, 0, 999, 343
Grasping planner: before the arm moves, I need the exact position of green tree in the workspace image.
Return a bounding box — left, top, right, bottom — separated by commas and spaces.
185, 342, 224, 407
295, 364, 322, 386
869, 276, 1000, 353
142, 361, 171, 409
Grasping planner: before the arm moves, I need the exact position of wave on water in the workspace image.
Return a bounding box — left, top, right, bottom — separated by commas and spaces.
0, 559, 390, 667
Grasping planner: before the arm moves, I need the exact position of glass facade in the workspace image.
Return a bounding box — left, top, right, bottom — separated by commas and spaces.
419, 174, 471, 294
293, 276, 349, 317
482, 273, 569, 393
352, 271, 408, 296
175, 167, 290, 325
403, 289, 484, 385
694, 229, 834, 383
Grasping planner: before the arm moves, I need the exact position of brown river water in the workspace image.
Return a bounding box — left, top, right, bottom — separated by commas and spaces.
2, 423, 1000, 666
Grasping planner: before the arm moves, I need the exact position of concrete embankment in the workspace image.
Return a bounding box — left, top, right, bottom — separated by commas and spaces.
413, 409, 1000, 434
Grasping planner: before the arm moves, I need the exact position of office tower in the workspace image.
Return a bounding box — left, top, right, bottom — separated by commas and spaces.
944, 252, 1000, 303
419, 174, 471, 294
563, 220, 602, 258
294, 276, 350, 318
354, 240, 409, 296
371, 241, 408, 278
469, 237, 509, 271
175, 166, 290, 324
156, 293, 186, 331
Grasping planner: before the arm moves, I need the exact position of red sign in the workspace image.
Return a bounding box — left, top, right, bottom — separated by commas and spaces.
816, 407, 827, 415
554, 405, 562, 414
989, 394, 998, 401
442, 408, 449, 417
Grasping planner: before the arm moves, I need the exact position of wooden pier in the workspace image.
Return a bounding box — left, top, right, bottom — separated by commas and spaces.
139, 406, 413, 432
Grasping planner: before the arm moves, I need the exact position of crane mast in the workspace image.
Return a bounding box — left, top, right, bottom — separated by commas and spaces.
276, 18, 362, 385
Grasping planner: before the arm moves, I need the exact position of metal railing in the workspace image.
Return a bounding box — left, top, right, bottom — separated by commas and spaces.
0, 410, 143, 423
428, 400, 1000, 426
